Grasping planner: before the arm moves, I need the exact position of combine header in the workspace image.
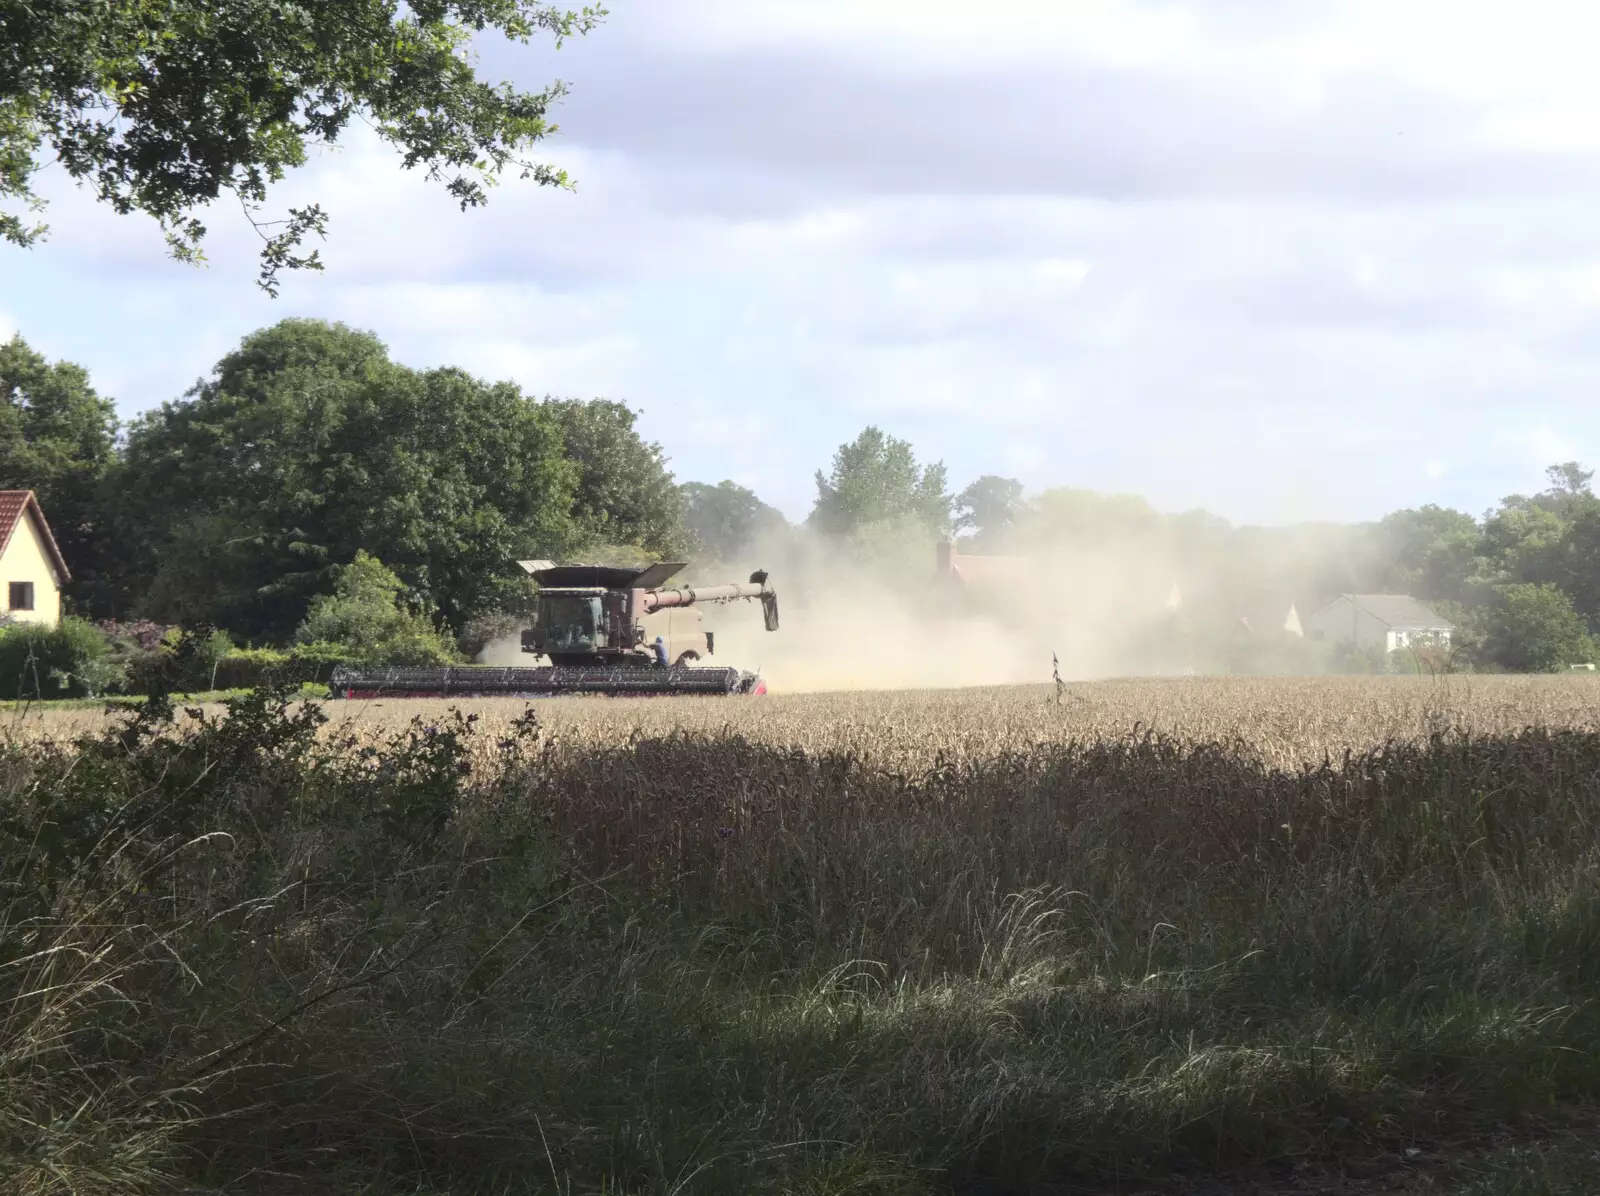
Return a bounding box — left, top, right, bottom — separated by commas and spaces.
330, 560, 778, 699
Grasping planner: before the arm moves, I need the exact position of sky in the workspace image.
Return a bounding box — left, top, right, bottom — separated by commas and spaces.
5, 0, 1600, 526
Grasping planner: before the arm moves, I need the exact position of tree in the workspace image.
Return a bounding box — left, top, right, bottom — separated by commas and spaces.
1480, 500, 1566, 589
295, 551, 459, 665
544, 399, 691, 559
0, 334, 120, 610
2, 2, 605, 293
953, 475, 1024, 545
1554, 498, 1600, 629
682, 480, 787, 563
1370, 505, 1485, 604
1469, 462, 1600, 633
1480, 583, 1592, 673
121, 319, 580, 637
1013, 487, 1164, 549
1537, 461, 1594, 517
808, 426, 951, 540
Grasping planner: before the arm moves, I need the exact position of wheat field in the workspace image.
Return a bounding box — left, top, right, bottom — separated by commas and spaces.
7, 674, 1600, 1193
263, 674, 1600, 767
15, 674, 1599, 767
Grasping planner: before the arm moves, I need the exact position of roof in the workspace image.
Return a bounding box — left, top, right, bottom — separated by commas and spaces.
516, 560, 687, 590
1237, 597, 1304, 637
1333, 593, 1454, 630
946, 552, 1030, 589
0, 491, 69, 584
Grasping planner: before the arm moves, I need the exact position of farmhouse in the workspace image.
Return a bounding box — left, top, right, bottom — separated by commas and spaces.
933, 539, 1027, 593
1235, 595, 1304, 638
0, 491, 70, 626
1305, 593, 1453, 653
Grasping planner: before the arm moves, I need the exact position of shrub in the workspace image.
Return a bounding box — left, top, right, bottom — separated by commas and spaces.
1228, 630, 1326, 676
1327, 643, 1388, 675
295, 551, 461, 666
96, 618, 173, 654
116, 626, 237, 695
209, 646, 294, 690
97, 618, 176, 694
210, 644, 355, 689
0, 616, 118, 699
1483, 583, 1595, 672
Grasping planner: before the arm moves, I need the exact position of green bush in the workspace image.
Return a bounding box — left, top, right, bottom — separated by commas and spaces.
209, 646, 294, 690
210, 644, 355, 689
295, 551, 461, 666
111, 643, 360, 695
115, 626, 237, 695
1483, 583, 1595, 672
97, 619, 175, 695
0, 616, 118, 699
84, 631, 362, 698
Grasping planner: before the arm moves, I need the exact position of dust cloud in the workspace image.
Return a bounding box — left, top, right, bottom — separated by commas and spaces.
474, 517, 1363, 694
686, 531, 1203, 694
476, 635, 529, 668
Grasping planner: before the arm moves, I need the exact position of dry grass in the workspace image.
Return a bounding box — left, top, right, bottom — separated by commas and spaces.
4, 677, 1600, 1194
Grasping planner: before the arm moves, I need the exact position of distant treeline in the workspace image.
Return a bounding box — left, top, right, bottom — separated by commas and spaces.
3, 319, 1595, 672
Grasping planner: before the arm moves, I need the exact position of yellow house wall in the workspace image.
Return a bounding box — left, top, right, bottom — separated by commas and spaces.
0, 510, 63, 626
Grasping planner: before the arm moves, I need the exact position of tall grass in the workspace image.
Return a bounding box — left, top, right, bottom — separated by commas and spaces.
2, 688, 1599, 1193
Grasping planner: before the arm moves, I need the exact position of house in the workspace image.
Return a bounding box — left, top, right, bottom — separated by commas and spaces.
0, 491, 70, 626
1304, 593, 1453, 653
933, 539, 1030, 593
1236, 597, 1304, 639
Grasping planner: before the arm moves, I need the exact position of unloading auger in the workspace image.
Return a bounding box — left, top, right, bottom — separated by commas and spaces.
329, 560, 779, 699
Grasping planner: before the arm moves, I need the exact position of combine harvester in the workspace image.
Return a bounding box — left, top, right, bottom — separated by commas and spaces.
329, 560, 779, 699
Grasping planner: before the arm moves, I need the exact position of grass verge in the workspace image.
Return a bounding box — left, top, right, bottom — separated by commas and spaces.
2, 689, 1598, 1193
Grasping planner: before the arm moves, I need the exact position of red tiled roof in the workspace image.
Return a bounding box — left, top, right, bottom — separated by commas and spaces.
0, 491, 71, 584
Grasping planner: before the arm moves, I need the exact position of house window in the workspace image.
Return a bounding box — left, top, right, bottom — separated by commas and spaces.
8, 582, 33, 611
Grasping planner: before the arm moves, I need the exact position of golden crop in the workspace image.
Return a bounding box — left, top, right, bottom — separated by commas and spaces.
6, 674, 1600, 1192
323, 673, 1600, 769
15, 674, 1598, 770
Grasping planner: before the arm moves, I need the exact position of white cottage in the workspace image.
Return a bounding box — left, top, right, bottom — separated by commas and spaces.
1305, 594, 1454, 653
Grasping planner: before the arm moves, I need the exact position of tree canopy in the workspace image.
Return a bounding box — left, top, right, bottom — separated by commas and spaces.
1369, 504, 1484, 605
682, 480, 788, 564
543, 398, 692, 560
1, 1, 604, 292
809, 426, 950, 540
11, 325, 1600, 677
119, 318, 582, 635
0, 333, 119, 605
953, 475, 1023, 545
1481, 583, 1593, 673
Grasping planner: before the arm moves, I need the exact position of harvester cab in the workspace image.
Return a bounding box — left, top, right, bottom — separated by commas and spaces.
328, 560, 778, 700
516, 560, 779, 669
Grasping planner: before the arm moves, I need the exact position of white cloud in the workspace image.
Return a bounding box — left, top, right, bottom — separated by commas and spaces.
6, 0, 1600, 527
1516, 424, 1580, 468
